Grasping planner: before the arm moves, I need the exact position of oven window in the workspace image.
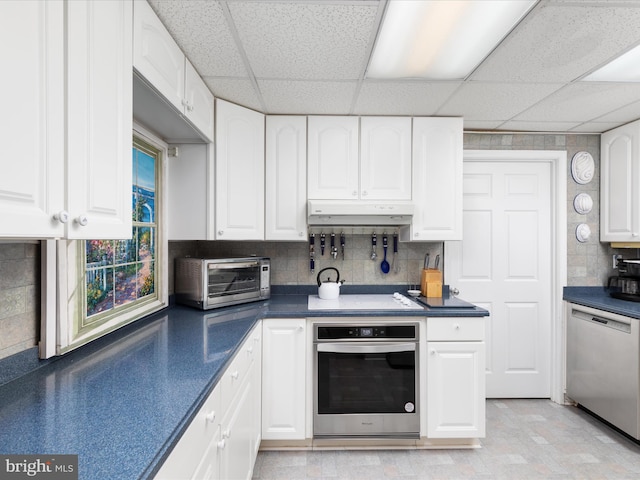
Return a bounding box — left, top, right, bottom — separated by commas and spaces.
208, 265, 260, 297
317, 351, 416, 414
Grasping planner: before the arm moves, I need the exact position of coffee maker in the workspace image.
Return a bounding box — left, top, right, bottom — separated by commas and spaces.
609, 259, 640, 302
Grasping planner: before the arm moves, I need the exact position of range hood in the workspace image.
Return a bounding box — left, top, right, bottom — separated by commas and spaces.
308, 200, 414, 226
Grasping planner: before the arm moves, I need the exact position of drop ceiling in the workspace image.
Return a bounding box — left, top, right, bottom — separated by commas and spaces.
146, 0, 640, 133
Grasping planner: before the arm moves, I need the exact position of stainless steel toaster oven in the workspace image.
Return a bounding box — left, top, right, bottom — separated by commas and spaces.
175, 257, 270, 310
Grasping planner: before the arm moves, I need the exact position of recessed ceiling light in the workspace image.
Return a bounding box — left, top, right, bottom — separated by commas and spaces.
582, 44, 640, 82
366, 0, 536, 80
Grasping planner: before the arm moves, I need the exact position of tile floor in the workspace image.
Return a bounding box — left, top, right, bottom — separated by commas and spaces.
252, 399, 640, 479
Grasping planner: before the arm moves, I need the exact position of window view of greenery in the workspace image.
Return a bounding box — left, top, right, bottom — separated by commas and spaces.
85, 143, 157, 319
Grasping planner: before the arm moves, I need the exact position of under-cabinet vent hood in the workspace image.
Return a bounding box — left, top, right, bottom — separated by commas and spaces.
308, 200, 414, 226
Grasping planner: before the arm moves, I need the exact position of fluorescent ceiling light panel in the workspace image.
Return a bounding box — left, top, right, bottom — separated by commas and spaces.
582, 44, 640, 82
367, 0, 535, 80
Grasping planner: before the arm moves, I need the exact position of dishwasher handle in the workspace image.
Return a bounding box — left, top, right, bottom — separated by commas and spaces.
571, 308, 632, 334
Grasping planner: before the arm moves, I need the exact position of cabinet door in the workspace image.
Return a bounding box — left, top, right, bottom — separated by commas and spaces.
405, 117, 463, 241
265, 116, 308, 241
219, 378, 255, 480
308, 116, 359, 200
360, 117, 412, 200
133, 0, 184, 113
184, 59, 215, 142
601, 121, 640, 242
427, 341, 485, 438
168, 144, 212, 240
66, 0, 133, 239
215, 100, 265, 240
0, 0, 65, 238
262, 319, 307, 440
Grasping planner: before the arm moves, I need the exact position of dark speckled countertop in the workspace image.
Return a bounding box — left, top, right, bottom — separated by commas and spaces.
563, 286, 640, 319
0, 292, 487, 480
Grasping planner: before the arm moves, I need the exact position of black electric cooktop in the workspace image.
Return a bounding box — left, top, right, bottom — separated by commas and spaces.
416, 295, 476, 309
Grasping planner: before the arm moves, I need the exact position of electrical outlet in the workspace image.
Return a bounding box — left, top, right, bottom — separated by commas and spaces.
613, 254, 623, 269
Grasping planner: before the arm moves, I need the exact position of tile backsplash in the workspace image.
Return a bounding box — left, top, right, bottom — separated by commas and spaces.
169, 237, 444, 295
0, 243, 40, 360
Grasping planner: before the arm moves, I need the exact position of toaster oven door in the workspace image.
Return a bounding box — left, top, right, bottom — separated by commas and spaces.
206, 261, 261, 307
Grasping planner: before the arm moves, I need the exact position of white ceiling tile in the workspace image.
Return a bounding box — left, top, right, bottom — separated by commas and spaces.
472, 2, 640, 82
463, 120, 510, 131
228, 2, 380, 80
438, 82, 564, 121
590, 98, 640, 124
497, 120, 583, 132
514, 83, 640, 123
203, 77, 263, 112
147, 0, 247, 77
353, 81, 461, 116
258, 80, 358, 115
569, 122, 624, 133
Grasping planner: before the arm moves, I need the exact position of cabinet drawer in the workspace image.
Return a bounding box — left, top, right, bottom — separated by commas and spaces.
427, 317, 484, 341
220, 324, 261, 410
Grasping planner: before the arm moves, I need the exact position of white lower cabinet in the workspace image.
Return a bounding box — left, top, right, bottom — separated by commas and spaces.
426, 317, 485, 439
154, 322, 261, 480
261, 319, 307, 440
154, 384, 221, 480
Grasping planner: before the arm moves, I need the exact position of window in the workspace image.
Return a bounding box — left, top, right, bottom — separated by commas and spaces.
47, 127, 168, 357
83, 140, 158, 326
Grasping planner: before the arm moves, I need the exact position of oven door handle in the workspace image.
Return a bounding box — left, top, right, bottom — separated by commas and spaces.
316, 342, 415, 354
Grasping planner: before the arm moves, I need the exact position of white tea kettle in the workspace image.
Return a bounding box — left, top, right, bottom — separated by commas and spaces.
317, 267, 343, 300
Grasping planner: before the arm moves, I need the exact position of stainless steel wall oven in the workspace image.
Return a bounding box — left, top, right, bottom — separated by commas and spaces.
313, 322, 420, 437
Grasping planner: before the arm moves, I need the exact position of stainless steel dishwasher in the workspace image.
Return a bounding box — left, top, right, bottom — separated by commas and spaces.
566, 303, 640, 439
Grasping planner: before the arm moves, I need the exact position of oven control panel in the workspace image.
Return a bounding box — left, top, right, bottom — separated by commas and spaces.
315, 324, 417, 340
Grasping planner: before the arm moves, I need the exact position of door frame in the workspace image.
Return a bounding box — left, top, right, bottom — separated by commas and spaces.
453, 149, 567, 404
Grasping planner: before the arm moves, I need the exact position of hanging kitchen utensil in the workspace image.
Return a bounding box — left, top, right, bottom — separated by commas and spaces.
320, 232, 326, 256
309, 233, 315, 273
380, 234, 390, 274
340, 232, 345, 261
370, 232, 377, 260
330, 233, 338, 259
392, 233, 400, 273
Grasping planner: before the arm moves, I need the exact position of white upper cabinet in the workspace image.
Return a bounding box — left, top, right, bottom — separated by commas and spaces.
0, 0, 65, 238
66, 0, 133, 239
601, 119, 640, 243
0, 0, 132, 240
308, 116, 411, 202
308, 116, 359, 200
134, 0, 214, 142
216, 100, 265, 240
402, 117, 463, 241
265, 116, 307, 241
360, 117, 412, 200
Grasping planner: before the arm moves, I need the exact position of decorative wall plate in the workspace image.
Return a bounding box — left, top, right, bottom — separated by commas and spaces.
571, 151, 595, 184
576, 223, 591, 243
573, 193, 593, 214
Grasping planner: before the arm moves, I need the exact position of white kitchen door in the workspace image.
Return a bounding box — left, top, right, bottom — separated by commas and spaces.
446, 158, 552, 398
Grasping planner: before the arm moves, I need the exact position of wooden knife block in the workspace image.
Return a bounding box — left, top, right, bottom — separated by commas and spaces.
420, 268, 442, 298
